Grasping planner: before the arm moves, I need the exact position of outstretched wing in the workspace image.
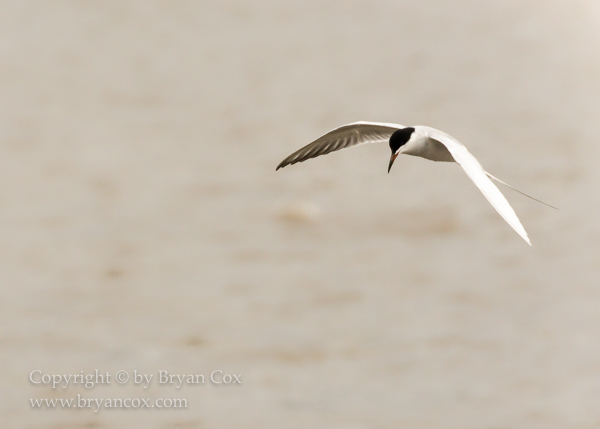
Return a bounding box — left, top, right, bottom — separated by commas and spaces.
276, 121, 403, 170
423, 126, 531, 245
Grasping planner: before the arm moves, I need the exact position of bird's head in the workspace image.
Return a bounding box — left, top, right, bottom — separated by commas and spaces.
388, 127, 415, 173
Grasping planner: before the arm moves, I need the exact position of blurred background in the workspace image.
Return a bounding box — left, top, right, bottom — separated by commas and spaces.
1, 1, 599, 427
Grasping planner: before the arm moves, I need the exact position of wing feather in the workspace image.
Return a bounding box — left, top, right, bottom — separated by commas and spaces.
276, 121, 403, 170
422, 126, 531, 245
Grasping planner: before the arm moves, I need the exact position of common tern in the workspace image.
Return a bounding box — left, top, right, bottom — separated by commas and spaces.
276, 121, 555, 245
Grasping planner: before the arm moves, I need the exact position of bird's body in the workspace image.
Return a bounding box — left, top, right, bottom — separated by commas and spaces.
400, 126, 455, 162
276, 121, 552, 246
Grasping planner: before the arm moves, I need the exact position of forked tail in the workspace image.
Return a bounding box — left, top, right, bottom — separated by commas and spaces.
485, 172, 558, 210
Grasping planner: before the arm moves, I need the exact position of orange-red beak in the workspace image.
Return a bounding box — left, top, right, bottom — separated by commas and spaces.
388, 153, 399, 173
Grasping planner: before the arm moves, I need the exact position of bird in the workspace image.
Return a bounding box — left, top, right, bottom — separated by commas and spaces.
276, 121, 556, 245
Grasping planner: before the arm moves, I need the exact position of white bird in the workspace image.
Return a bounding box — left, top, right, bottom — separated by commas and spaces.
277, 121, 555, 245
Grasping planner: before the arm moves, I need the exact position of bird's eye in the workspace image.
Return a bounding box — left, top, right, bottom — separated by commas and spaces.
389, 127, 415, 152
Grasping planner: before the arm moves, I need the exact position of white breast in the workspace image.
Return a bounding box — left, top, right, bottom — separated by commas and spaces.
401, 129, 455, 162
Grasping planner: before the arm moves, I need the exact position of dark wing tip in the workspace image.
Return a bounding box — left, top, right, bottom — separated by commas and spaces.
276, 159, 291, 170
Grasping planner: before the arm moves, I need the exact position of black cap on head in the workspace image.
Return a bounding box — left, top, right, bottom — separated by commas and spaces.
389, 127, 415, 153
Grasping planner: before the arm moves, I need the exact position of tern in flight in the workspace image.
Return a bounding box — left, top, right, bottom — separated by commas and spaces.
276, 121, 555, 245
